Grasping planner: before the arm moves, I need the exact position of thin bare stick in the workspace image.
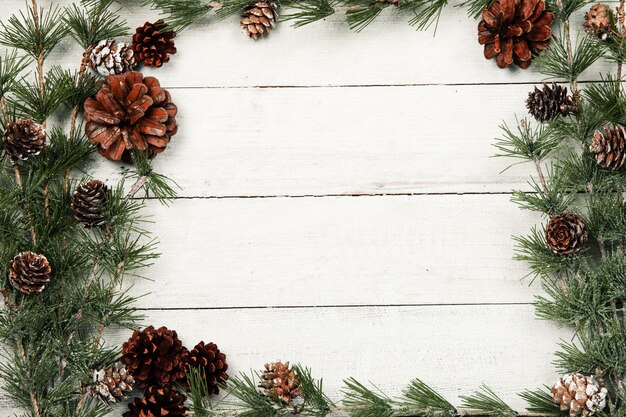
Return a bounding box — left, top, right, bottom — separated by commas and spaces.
16, 339, 42, 417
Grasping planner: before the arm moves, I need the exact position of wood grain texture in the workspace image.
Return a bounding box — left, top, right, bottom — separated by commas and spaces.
0, 305, 571, 413
90, 84, 541, 197
127, 195, 541, 308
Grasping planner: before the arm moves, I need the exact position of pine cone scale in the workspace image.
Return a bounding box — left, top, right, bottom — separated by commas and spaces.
590, 124, 626, 170
3, 119, 46, 161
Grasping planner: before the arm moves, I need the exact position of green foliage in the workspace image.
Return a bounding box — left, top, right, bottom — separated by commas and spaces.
533, 36, 603, 83
342, 378, 395, 417
399, 379, 456, 417
519, 388, 563, 416
460, 385, 517, 417
281, 0, 336, 27
0, 4, 68, 59
143, 0, 214, 32
64, 0, 130, 49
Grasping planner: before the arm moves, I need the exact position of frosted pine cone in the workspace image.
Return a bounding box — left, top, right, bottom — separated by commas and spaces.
8, 252, 52, 295
241, 2, 277, 39
3, 119, 46, 161
546, 212, 588, 255
90, 39, 136, 76
526, 83, 575, 122
259, 361, 304, 405
71, 179, 108, 227
590, 124, 626, 170
551, 373, 608, 417
91, 364, 135, 403
584, 4, 613, 40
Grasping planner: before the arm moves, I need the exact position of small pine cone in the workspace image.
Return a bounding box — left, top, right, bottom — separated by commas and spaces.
71, 179, 108, 228
90, 39, 136, 76
184, 341, 229, 395
527, 83, 575, 123
584, 4, 613, 40
90, 364, 135, 403
551, 373, 608, 417
259, 361, 304, 405
8, 252, 51, 295
546, 212, 588, 255
3, 119, 46, 161
121, 325, 187, 388
590, 124, 626, 170
123, 385, 187, 417
131, 20, 177, 68
241, 2, 277, 39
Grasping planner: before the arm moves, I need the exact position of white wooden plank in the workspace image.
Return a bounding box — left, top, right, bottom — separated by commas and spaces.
1, 1, 614, 88
122, 194, 541, 308
0, 305, 571, 413
90, 84, 543, 197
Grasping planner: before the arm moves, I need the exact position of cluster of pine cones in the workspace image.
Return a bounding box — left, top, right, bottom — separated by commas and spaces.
521, 0, 626, 254
106, 325, 230, 416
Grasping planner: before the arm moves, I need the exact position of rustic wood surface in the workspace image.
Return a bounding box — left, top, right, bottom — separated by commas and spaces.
0, 0, 588, 413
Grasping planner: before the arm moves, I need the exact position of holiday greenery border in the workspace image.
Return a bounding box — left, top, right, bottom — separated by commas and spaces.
0, 0, 624, 416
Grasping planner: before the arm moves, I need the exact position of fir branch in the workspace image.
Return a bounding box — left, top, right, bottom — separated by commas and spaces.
0, 3, 68, 59
533, 36, 603, 85
64, 0, 130, 49
398, 379, 457, 417
281, 0, 336, 27
342, 378, 395, 417
143, 0, 214, 32
460, 386, 517, 417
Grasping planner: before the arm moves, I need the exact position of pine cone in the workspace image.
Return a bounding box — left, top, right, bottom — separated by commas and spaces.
71, 179, 108, 228
8, 251, 51, 295
90, 39, 136, 76
184, 341, 229, 395
584, 4, 613, 40
259, 361, 304, 405
84, 71, 178, 162
527, 83, 575, 122
551, 374, 608, 417
546, 212, 588, 255
590, 124, 626, 170
90, 364, 135, 403
123, 385, 187, 417
3, 119, 46, 161
478, 0, 555, 69
241, 2, 277, 39
131, 20, 177, 68
121, 325, 187, 388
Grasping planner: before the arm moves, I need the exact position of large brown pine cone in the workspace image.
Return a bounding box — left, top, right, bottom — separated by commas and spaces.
8, 252, 52, 295
259, 361, 304, 405
526, 83, 575, 122
478, 0, 555, 69
551, 373, 608, 417
131, 20, 177, 68
71, 179, 108, 228
3, 119, 46, 161
590, 124, 626, 170
184, 341, 229, 395
241, 2, 277, 39
123, 385, 187, 417
121, 325, 188, 388
584, 4, 613, 40
90, 364, 135, 404
84, 71, 178, 162
90, 39, 136, 76
546, 212, 588, 255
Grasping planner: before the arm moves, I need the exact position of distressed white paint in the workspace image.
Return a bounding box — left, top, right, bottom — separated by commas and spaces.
0, 0, 578, 413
